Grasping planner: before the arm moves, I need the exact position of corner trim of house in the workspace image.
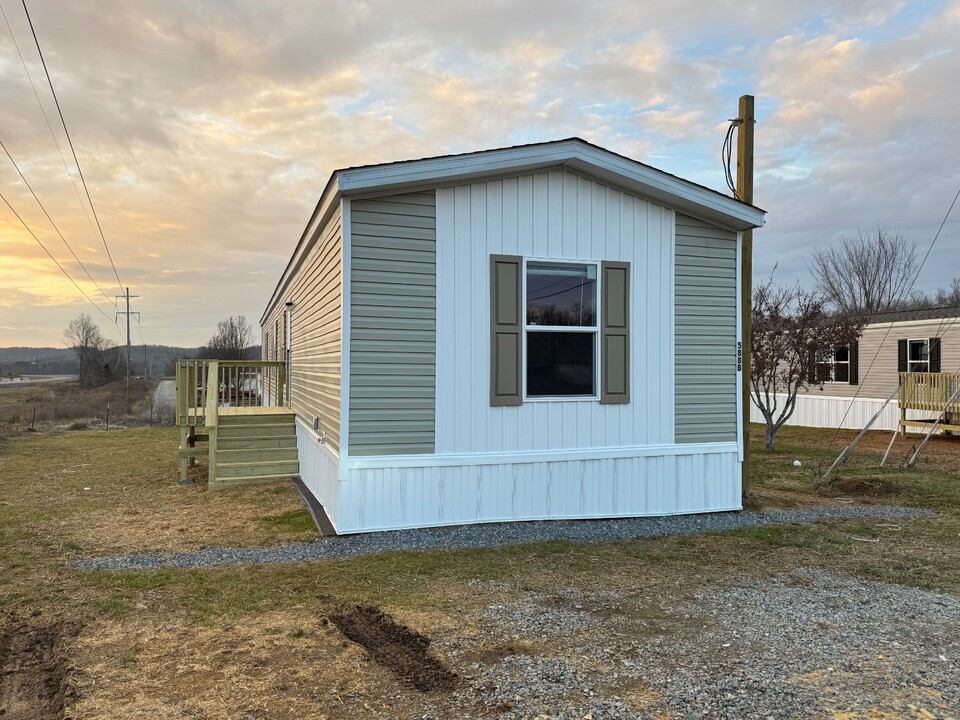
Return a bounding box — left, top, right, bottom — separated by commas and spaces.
736, 229, 744, 462
339, 196, 352, 466
345, 442, 739, 471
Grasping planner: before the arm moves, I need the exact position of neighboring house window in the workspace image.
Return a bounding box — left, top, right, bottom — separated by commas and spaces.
815, 345, 850, 383
898, 337, 942, 374
525, 261, 598, 397
908, 339, 930, 372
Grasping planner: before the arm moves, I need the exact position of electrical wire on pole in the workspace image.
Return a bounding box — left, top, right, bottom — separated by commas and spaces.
0, 138, 116, 308
20, 0, 124, 295
0, 188, 115, 325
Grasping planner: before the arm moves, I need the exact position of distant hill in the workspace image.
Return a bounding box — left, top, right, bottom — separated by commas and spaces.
0, 344, 262, 377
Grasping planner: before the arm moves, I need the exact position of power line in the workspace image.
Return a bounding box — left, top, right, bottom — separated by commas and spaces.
19, 0, 124, 294
0, 187, 115, 325
0, 2, 101, 253
0, 138, 116, 307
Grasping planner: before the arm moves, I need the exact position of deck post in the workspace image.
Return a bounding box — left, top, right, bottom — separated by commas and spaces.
179, 426, 190, 481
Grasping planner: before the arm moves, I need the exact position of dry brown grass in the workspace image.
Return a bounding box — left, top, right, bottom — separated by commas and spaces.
1, 422, 958, 718
0, 378, 159, 433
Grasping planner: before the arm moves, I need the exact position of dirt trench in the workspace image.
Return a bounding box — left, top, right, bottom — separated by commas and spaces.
330, 605, 459, 693
0, 614, 76, 720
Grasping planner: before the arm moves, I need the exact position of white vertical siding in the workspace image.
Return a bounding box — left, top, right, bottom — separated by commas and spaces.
749, 393, 936, 433
336, 447, 740, 534
434, 169, 675, 454
296, 418, 341, 529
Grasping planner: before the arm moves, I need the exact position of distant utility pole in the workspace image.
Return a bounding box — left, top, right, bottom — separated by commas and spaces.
116, 287, 140, 410
737, 95, 756, 499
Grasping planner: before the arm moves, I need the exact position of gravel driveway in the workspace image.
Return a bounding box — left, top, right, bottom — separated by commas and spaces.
72, 503, 934, 571
427, 568, 959, 719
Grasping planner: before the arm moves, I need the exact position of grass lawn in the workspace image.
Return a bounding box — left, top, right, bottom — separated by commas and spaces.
1, 421, 958, 718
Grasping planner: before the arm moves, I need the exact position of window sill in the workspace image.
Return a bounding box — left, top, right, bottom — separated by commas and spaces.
522, 395, 600, 403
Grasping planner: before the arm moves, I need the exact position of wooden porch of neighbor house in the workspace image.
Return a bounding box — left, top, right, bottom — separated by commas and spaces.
175, 360, 299, 489
898, 371, 960, 435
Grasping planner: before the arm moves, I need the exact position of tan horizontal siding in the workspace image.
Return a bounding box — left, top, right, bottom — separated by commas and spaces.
261, 205, 342, 451
799, 317, 960, 399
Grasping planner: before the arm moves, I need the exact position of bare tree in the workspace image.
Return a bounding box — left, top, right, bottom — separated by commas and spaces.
751, 279, 863, 450
63, 314, 110, 388
934, 277, 960, 307
809, 227, 916, 316
200, 316, 256, 360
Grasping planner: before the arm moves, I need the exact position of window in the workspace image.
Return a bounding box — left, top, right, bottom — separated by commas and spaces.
908, 339, 930, 373
490, 254, 629, 407
525, 261, 598, 397
815, 345, 850, 383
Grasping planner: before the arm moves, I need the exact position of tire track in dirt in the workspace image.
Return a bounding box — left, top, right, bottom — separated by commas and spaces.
0, 614, 77, 720
330, 605, 459, 692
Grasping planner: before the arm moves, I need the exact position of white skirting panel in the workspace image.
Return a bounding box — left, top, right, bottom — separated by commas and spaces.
749, 394, 903, 432
331, 444, 741, 534
295, 418, 341, 529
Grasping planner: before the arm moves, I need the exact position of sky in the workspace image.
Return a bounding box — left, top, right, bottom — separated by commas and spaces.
0, 0, 958, 348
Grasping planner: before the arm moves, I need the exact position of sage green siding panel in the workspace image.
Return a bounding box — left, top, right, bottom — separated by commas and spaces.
675, 213, 738, 443
349, 192, 437, 456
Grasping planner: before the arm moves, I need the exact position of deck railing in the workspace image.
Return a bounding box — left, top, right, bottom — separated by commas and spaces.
175, 360, 286, 427
899, 372, 960, 413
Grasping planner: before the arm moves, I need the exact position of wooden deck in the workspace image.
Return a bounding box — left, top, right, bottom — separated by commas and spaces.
898, 371, 960, 435
185, 405, 294, 422
175, 360, 299, 488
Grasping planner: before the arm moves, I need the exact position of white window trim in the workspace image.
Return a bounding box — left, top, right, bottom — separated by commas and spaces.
816, 344, 850, 384
522, 256, 601, 402
907, 338, 930, 373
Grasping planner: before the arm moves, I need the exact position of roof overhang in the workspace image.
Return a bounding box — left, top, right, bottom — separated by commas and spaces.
262, 138, 765, 324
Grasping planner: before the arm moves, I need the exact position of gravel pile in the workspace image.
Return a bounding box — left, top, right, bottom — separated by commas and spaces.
71, 504, 934, 571
431, 569, 960, 719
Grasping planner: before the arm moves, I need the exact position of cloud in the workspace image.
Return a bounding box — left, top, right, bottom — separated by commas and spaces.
0, 0, 957, 345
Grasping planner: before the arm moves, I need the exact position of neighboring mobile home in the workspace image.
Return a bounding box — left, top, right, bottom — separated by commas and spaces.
749, 305, 960, 432
261, 138, 765, 534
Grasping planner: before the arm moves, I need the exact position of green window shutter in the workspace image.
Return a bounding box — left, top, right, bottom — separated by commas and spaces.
490, 254, 523, 406
897, 339, 908, 373
929, 337, 941, 373
849, 342, 859, 385
600, 261, 630, 404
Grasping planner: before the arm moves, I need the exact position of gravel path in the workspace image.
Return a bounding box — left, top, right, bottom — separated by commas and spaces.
72, 504, 934, 572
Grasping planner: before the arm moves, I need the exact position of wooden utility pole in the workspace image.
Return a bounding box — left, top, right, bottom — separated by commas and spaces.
737, 95, 755, 498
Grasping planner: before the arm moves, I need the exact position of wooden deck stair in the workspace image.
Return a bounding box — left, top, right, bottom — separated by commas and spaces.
176, 359, 298, 489
210, 412, 299, 489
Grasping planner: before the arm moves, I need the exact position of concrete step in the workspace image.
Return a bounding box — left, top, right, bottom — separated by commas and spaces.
216, 460, 300, 479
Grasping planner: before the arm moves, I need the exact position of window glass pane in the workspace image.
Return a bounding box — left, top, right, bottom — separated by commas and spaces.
834, 363, 849, 383
815, 363, 832, 383
834, 346, 849, 362
526, 262, 597, 327
909, 340, 928, 362
527, 331, 595, 396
